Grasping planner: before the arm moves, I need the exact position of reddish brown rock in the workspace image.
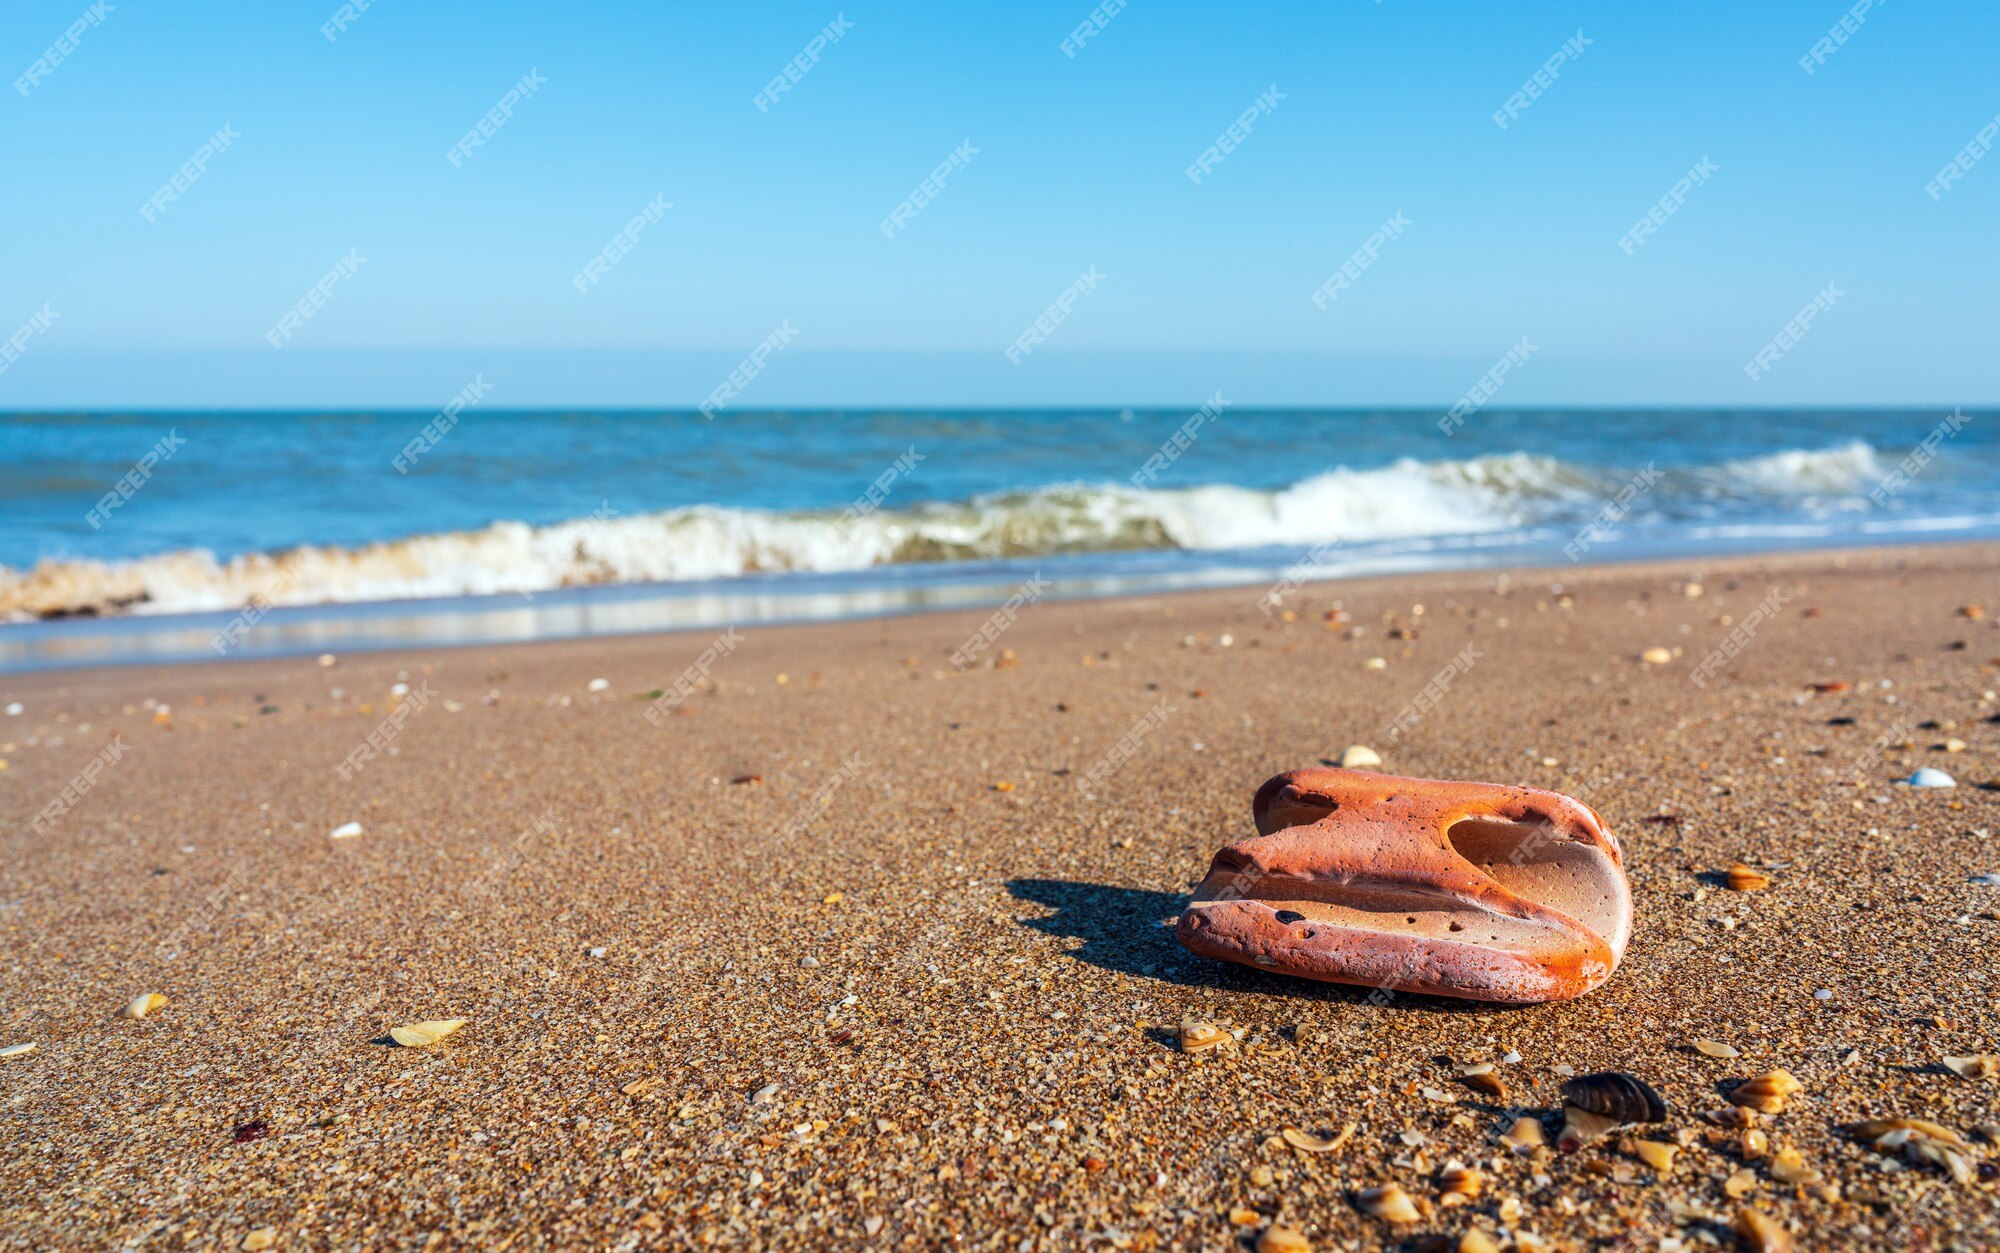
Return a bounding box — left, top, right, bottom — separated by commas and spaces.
1177, 767, 1632, 1003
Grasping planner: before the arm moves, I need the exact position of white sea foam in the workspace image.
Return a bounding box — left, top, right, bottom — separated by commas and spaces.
0, 445, 1906, 618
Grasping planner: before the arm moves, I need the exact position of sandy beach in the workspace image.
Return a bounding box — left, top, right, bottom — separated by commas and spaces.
2, 542, 1996, 1250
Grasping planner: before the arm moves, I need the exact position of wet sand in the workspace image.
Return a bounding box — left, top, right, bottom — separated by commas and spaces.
1, 543, 1997, 1250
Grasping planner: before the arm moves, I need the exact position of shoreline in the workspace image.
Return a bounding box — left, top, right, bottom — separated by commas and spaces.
10, 532, 2000, 678
2, 540, 1997, 1248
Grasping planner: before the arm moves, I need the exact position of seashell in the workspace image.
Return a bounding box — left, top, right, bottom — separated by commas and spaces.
121, 992, 169, 1020
1902, 767, 1955, 788
0, 1042, 36, 1060
388, 1019, 467, 1048
1845, 1117, 1967, 1148
1256, 1226, 1311, 1253
1733, 1207, 1791, 1253
1766, 1146, 1820, 1185
329, 821, 363, 839
1457, 1063, 1507, 1100
1557, 1104, 1623, 1153
620, 1076, 661, 1096
1561, 1072, 1667, 1124
1437, 1160, 1483, 1203
1739, 1128, 1770, 1160
1495, 1197, 1523, 1224
1728, 1070, 1802, 1114
1281, 1123, 1354, 1154
1724, 1168, 1758, 1199
1693, 1038, 1739, 1059
1355, 1183, 1421, 1224
1458, 1230, 1501, 1253
1942, 1054, 1999, 1079
1179, 769, 1632, 1004
1703, 1104, 1758, 1128
1640, 647, 1673, 665
1725, 864, 1770, 891
1625, 1138, 1677, 1174
1178, 1019, 1231, 1054
1337, 744, 1381, 769
1501, 1115, 1546, 1152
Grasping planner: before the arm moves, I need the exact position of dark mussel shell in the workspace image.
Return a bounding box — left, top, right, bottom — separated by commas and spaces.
1559, 1071, 1667, 1124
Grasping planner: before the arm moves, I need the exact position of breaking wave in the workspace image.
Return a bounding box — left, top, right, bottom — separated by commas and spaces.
0, 443, 1893, 619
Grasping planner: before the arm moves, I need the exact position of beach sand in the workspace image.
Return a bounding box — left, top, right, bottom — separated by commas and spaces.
2, 543, 1996, 1249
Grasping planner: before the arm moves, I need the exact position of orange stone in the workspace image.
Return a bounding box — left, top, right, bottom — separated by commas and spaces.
1177, 768, 1632, 1003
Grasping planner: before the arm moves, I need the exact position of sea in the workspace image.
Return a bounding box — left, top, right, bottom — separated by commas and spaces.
1, 407, 1992, 672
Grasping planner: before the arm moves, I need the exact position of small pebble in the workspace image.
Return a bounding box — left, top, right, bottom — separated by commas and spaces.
1904, 768, 1956, 788
329, 822, 363, 840
587, 678, 610, 692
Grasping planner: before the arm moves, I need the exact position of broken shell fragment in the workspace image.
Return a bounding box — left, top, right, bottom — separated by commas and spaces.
1942, 1054, 1999, 1079
1767, 1147, 1821, 1185
1457, 1063, 1508, 1100
1355, 1183, 1421, 1224
1178, 1020, 1231, 1054
1625, 1139, 1678, 1174
1733, 1208, 1792, 1253
1557, 1105, 1624, 1154
1723, 1168, 1759, 1199
1725, 864, 1771, 891
1437, 1161, 1484, 1203
1458, 1230, 1500, 1253
1501, 1116, 1547, 1152
1281, 1123, 1355, 1154
1178, 769, 1633, 1003
1256, 1226, 1311, 1253
388, 1019, 467, 1048
121, 992, 169, 1020
1729, 1070, 1802, 1115
1640, 647, 1674, 665
0, 1043, 36, 1060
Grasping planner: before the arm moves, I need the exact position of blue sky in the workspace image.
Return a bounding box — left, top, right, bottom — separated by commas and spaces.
2, 0, 1995, 406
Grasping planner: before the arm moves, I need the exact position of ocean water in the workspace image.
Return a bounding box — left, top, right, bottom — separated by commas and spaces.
1, 408, 1993, 670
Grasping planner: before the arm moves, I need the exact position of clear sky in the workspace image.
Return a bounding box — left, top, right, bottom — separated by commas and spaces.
2, 0, 1995, 407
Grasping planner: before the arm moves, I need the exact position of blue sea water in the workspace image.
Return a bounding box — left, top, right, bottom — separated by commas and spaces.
1, 408, 1993, 670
